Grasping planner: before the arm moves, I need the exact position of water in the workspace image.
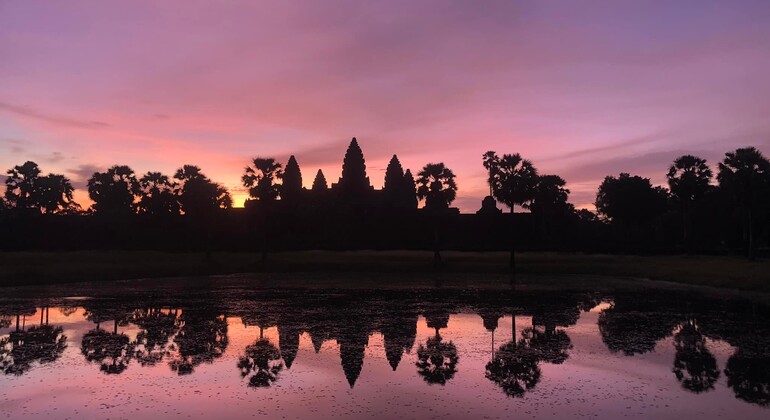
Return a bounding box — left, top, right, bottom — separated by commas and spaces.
1, 280, 768, 419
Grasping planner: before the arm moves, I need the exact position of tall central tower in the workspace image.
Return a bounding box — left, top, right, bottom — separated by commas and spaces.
336, 137, 371, 198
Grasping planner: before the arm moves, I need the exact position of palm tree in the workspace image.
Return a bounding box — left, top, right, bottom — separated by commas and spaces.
87, 165, 141, 217
667, 155, 713, 251
717, 147, 770, 261
484, 152, 539, 270
242, 157, 283, 264
482, 151, 499, 196
416, 163, 457, 266
138, 172, 180, 217
242, 158, 283, 202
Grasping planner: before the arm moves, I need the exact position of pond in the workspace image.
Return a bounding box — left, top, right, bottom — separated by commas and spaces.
1, 280, 769, 419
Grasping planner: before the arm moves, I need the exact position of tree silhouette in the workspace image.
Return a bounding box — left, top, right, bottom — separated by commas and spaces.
672, 320, 719, 393
416, 163, 457, 266
81, 319, 134, 375
598, 302, 679, 356
482, 151, 498, 196
416, 163, 457, 211
5, 161, 77, 214
667, 155, 713, 250
595, 173, 668, 226
725, 346, 770, 407
168, 309, 228, 375
242, 157, 283, 263
237, 327, 283, 388
531, 175, 572, 240
36, 174, 77, 214
281, 155, 302, 204
416, 309, 458, 385
485, 336, 542, 398
0, 309, 67, 376
174, 165, 231, 256
174, 165, 232, 216
4, 161, 40, 210
717, 147, 770, 261
522, 327, 572, 365
242, 158, 283, 203
483, 152, 538, 270
137, 172, 180, 217
130, 308, 180, 366
416, 331, 458, 385
88, 165, 141, 217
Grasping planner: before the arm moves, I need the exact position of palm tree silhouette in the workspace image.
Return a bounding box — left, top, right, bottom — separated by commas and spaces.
717, 147, 770, 261
416, 163, 457, 267
483, 152, 538, 271
667, 155, 713, 251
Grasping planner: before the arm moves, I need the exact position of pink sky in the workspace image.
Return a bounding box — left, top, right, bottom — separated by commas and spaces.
2, 0, 770, 211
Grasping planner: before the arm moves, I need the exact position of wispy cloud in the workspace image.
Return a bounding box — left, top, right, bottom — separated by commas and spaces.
0, 102, 110, 129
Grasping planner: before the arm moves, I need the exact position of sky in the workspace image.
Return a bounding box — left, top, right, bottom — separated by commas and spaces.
2, 0, 770, 211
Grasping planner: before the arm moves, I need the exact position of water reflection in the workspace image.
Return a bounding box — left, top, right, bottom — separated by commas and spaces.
1, 288, 769, 414
1, 307, 67, 375
416, 307, 458, 385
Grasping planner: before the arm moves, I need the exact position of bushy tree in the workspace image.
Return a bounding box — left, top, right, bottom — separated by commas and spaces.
5, 161, 77, 214
595, 173, 668, 226
175, 165, 232, 217
87, 165, 141, 217
531, 175, 571, 217
4, 161, 41, 210
137, 172, 180, 217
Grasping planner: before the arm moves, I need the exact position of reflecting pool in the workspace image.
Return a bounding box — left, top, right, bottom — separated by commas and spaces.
1, 282, 769, 418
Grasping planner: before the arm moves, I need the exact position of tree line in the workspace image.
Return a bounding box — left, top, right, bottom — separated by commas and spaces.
2, 138, 769, 260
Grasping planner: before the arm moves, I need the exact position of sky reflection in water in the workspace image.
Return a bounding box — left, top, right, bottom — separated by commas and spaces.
1, 288, 768, 419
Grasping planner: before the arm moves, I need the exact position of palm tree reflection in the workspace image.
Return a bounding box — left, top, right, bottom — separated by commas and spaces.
672, 320, 719, 393
238, 326, 283, 388
416, 310, 458, 385
1, 307, 67, 376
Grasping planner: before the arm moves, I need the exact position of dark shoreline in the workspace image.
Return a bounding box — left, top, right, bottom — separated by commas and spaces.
1, 250, 767, 292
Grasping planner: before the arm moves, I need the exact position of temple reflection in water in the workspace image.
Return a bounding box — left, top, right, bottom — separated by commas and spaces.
1, 288, 769, 411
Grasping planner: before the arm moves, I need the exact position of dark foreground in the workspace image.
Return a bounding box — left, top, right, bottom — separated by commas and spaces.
1, 250, 769, 291
1, 276, 769, 419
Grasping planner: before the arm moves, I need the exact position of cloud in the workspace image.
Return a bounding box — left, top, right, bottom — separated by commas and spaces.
67, 163, 103, 189
0, 102, 110, 129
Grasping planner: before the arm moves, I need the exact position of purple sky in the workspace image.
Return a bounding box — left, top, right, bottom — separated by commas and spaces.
2, 0, 769, 211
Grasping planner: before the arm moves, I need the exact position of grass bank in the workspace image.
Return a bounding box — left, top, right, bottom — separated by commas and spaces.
0, 250, 767, 291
